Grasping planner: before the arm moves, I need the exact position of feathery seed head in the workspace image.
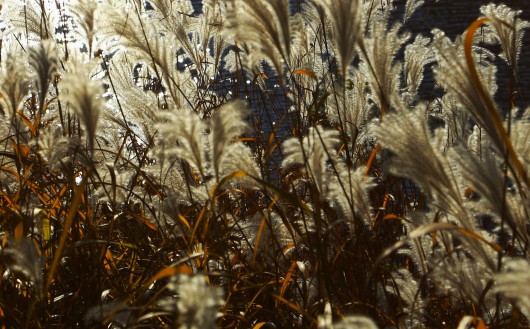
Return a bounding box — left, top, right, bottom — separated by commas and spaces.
432, 29, 504, 156
67, 0, 100, 57
404, 35, 435, 98
495, 258, 530, 318
156, 108, 207, 177
170, 274, 223, 329
480, 4, 530, 69
0, 52, 31, 118
317, 0, 362, 75
209, 100, 250, 178
29, 40, 59, 112
403, 0, 425, 23
61, 60, 104, 155
224, 0, 293, 78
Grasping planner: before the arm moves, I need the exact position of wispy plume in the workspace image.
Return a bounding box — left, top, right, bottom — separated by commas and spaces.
317, 0, 362, 76
495, 258, 530, 318
362, 19, 410, 112
430, 250, 498, 314
376, 107, 473, 227
103, 55, 158, 141
282, 126, 340, 196
60, 60, 104, 155
209, 100, 250, 179
326, 69, 372, 145
403, 0, 424, 23
2, 0, 58, 40
163, 274, 223, 329
0, 53, 30, 118
403, 35, 435, 100
453, 146, 529, 246
99, 2, 194, 107
2, 0, 530, 327
432, 29, 502, 153
330, 164, 374, 225
29, 39, 59, 120
224, 0, 294, 78
156, 108, 207, 177
156, 100, 258, 188
480, 4, 530, 70
67, 0, 100, 57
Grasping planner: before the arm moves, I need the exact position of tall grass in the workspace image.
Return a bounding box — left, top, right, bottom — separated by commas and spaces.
0, 0, 528, 328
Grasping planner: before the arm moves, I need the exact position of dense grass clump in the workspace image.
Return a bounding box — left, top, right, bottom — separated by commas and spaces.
0, 0, 529, 328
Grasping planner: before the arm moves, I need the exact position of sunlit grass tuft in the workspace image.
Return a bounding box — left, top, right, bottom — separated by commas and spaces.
0, 1, 529, 328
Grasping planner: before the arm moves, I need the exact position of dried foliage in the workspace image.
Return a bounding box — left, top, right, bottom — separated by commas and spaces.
0, 1, 529, 328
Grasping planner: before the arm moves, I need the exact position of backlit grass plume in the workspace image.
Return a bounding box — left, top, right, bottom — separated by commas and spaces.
29, 40, 59, 123
67, 0, 99, 58
432, 29, 504, 149
0, 53, 30, 119
403, 35, 435, 100
60, 61, 104, 155
156, 107, 207, 178
317, 0, 362, 76
480, 4, 530, 71
225, 0, 295, 78
1, 1, 530, 328
362, 18, 410, 112
495, 259, 530, 318
2, 0, 58, 40
282, 125, 340, 196
155, 274, 224, 329
156, 100, 257, 193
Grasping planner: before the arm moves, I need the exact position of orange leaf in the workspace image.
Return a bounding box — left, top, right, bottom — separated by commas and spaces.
12, 141, 30, 158
272, 293, 301, 312
231, 137, 255, 143
293, 69, 317, 80
2, 233, 7, 248
280, 261, 297, 297
456, 227, 502, 252
104, 248, 115, 273
381, 194, 391, 208
267, 195, 279, 212
475, 317, 488, 329
17, 111, 35, 135
271, 293, 317, 324
382, 214, 407, 222
191, 205, 208, 243
337, 143, 346, 156
145, 265, 192, 287
0, 166, 18, 179
282, 243, 294, 256
268, 131, 276, 146
14, 221, 23, 240
178, 214, 191, 231
464, 187, 475, 198
252, 215, 267, 262
45, 176, 88, 296
134, 214, 158, 231
364, 144, 382, 176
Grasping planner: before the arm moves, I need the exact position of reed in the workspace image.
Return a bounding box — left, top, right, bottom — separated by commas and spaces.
0, 0, 528, 328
